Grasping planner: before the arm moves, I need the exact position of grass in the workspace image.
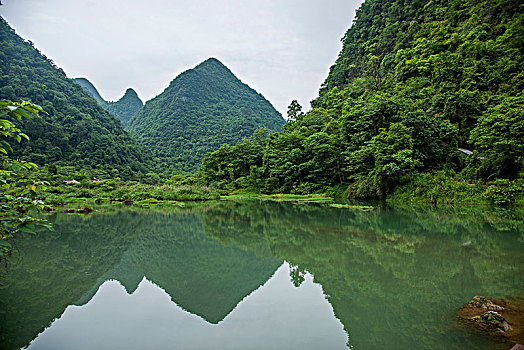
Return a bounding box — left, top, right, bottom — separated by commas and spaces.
220, 193, 333, 203
328, 204, 374, 211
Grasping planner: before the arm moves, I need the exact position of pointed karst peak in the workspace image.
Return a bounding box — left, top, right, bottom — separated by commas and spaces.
195, 57, 230, 71
123, 88, 139, 98
202, 57, 224, 66
126, 56, 285, 174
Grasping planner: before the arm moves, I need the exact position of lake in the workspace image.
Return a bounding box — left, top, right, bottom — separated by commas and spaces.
0, 201, 522, 349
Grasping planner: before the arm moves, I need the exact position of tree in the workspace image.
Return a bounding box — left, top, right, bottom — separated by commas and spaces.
470, 95, 524, 179
1, 101, 51, 267
369, 123, 420, 195
286, 100, 304, 122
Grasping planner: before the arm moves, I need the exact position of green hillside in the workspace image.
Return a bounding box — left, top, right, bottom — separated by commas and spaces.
201, 0, 524, 199
106, 88, 143, 127
72, 77, 108, 107
73, 78, 143, 128
127, 58, 285, 174
0, 17, 152, 180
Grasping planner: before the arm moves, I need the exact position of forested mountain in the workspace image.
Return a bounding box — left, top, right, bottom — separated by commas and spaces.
127, 58, 285, 174
0, 18, 152, 180
106, 88, 143, 127
73, 78, 143, 127
201, 0, 523, 197
72, 77, 108, 107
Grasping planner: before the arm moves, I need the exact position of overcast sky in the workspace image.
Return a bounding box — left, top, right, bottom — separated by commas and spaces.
1, 0, 363, 115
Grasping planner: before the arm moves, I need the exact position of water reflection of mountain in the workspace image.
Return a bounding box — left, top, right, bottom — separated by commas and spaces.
1, 203, 522, 350
0, 209, 281, 350
199, 201, 524, 349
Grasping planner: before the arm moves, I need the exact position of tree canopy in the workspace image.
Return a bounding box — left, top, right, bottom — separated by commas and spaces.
201, 0, 524, 198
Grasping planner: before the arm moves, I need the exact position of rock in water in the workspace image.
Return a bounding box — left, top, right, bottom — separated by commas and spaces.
468, 296, 505, 312
472, 311, 512, 332
456, 296, 524, 345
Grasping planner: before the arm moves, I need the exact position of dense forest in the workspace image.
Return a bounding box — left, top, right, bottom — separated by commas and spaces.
127, 58, 285, 174
106, 88, 143, 127
73, 78, 143, 128
0, 18, 152, 180
0, 0, 523, 204
201, 0, 523, 201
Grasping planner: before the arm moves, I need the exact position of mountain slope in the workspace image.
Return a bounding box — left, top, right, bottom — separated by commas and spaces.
73, 78, 143, 127
127, 58, 285, 174
200, 0, 524, 196
72, 77, 108, 107
0, 17, 151, 180
106, 88, 143, 127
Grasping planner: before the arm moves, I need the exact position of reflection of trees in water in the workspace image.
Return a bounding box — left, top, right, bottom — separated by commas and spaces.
199, 201, 524, 349
289, 264, 307, 287
0, 211, 142, 350
0, 203, 521, 350
0, 208, 281, 350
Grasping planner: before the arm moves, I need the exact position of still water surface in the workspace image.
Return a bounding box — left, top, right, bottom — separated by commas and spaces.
0, 201, 522, 349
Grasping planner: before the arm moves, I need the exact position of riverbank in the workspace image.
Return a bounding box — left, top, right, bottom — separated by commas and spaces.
387, 174, 524, 206
32, 172, 524, 211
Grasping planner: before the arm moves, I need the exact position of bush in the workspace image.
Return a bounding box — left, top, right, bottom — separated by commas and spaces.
484, 180, 524, 206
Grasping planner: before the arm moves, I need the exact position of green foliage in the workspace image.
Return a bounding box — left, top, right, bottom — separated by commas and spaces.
469, 93, 524, 179
71, 78, 109, 107
164, 172, 196, 186
369, 123, 421, 195
389, 171, 488, 204
127, 58, 285, 175
286, 100, 305, 122
483, 179, 524, 206
0, 101, 51, 264
202, 107, 345, 194
105, 88, 143, 127
201, 128, 270, 191
200, 0, 523, 204
39, 176, 220, 204
0, 18, 152, 180
108, 183, 219, 202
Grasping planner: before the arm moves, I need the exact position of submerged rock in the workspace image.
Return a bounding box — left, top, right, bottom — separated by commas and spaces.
468, 296, 504, 312
472, 311, 512, 332
456, 296, 524, 345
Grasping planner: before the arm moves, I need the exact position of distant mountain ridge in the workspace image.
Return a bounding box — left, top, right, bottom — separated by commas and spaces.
72, 77, 108, 106
127, 58, 285, 174
106, 88, 143, 127
1, 15, 284, 178
73, 78, 143, 127
0, 17, 152, 179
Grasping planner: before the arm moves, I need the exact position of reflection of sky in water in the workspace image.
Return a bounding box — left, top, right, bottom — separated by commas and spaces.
27, 263, 348, 350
